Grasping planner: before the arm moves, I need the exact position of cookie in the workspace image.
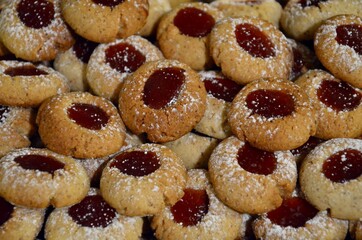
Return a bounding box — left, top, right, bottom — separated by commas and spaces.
290, 136, 325, 164
349, 220, 362, 240
139, 0, 171, 37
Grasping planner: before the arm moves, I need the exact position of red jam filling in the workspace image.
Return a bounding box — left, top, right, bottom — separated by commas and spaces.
237, 142, 277, 175
105, 42, 146, 74
291, 137, 324, 156
0, 197, 14, 227
17, 0, 54, 29
336, 24, 362, 55
92, 0, 125, 7
267, 197, 318, 228
317, 79, 361, 112
322, 149, 362, 183
143, 67, 185, 109
73, 37, 98, 63
246, 89, 295, 118
173, 7, 215, 38
111, 151, 161, 177
171, 188, 209, 226
14, 154, 65, 174
0, 105, 10, 124
203, 75, 242, 102
4, 65, 48, 76
67, 103, 109, 130
235, 23, 275, 58
299, 0, 328, 8
68, 195, 116, 228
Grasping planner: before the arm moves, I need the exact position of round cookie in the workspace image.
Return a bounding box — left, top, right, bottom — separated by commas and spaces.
0, 60, 70, 107
100, 144, 187, 216
208, 136, 297, 214
0, 148, 90, 209
299, 138, 362, 220
87, 35, 164, 102
61, 0, 148, 43
228, 78, 317, 152
118, 59, 207, 143
157, 2, 224, 70
0, 0, 74, 61
151, 169, 243, 240
210, 16, 293, 85
314, 14, 362, 88
36, 92, 126, 159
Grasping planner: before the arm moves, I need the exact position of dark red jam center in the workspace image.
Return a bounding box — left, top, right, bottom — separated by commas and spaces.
235, 23, 275, 58
322, 149, 362, 183
110, 151, 161, 177
92, 0, 125, 7
299, 0, 328, 8
336, 24, 362, 55
173, 7, 215, 38
17, 0, 54, 29
292, 48, 304, 77
317, 79, 361, 112
171, 188, 209, 226
203, 76, 242, 102
237, 142, 277, 175
246, 89, 295, 118
267, 197, 318, 228
73, 37, 98, 63
0, 105, 10, 124
105, 42, 146, 74
67, 103, 109, 130
68, 195, 116, 228
143, 67, 185, 109
4, 65, 48, 77
0, 197, 14, 227
14, 154, 65, 174
291, 136, 324, 156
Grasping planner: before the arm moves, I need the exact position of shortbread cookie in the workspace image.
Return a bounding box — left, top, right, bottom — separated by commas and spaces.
295, 69, 362, 139
139, 0, 171, 36
61, 0, 148, 43
118, 59, 207, 143
208, 136, 297, 214
157, 2, 224, 70
100, 144, 187, 216
0, 0, 74, 61
87, 35, 164, 102
0, 148, 90, 208
314, 14, 362, 88
152, 169, 243, 240
300, 138, 362, 220
210, 17, 293, 84
228, 78, 317, 151
36, 92, 126, 159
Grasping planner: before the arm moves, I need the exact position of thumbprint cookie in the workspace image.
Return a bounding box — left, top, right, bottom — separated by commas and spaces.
118, 59, 207, 143
36, 92, 126, 159
100, 144, 187, 216
0, 0, 74, 61
210, 16, 292, 85
0, 148, 90, 209
139, 0, 171, 37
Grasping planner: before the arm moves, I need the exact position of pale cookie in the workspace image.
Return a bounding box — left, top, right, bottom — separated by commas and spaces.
139, 0, 171, 37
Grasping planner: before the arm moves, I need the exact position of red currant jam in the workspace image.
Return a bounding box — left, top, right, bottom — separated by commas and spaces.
17, 0, 54, 29
92, 0, 125, 7
73, 37, 98, 63
203, 75, 242, 102
336, 24, 362, 55
4, 65, 48, 76
0, 197, 14, 226
299, 0, 328, 8
67, 103, 109, 130
14, 154, 65, 175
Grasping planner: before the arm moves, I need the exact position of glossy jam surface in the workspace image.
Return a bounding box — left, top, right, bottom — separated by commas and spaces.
143, 67, 185, 109
73, 37, 98, 63
0, 197, 14, 227
203, 76, 242, 102
173, 7, 215, 38
267, 197, 318, 228
246, 89, 295, 118
237, 142, 277, 175
235, 23, 275, 58
0, 105, 10, 124
171, 188, 209, 226
67, 103, 109, 130
111, 151, 161, 177
291, 137, 324, 156
4, 65, 48, 77
68, 195, 116, 228
299, 0, 328, 8
14, 154, 65, 174
336, 24, 362, 55
105, 42, 146, 74
317, 79, 361, 112
17, 0, 54, 29
322, 149, 362, 183
92, 0, 125, 7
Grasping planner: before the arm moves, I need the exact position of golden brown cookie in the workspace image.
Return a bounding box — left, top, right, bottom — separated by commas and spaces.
208, 136, 297, 214
0, 148, 90, 209
0, 0, 74, 61
36, 92, 126, 159
139, 0, 171, 37
100, 143, 187, 216
314, 14, 362, 88
118, 59, 207, 143
61, 0, 148, 43
299, 138, 362, 220
210, 16, 293, 85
